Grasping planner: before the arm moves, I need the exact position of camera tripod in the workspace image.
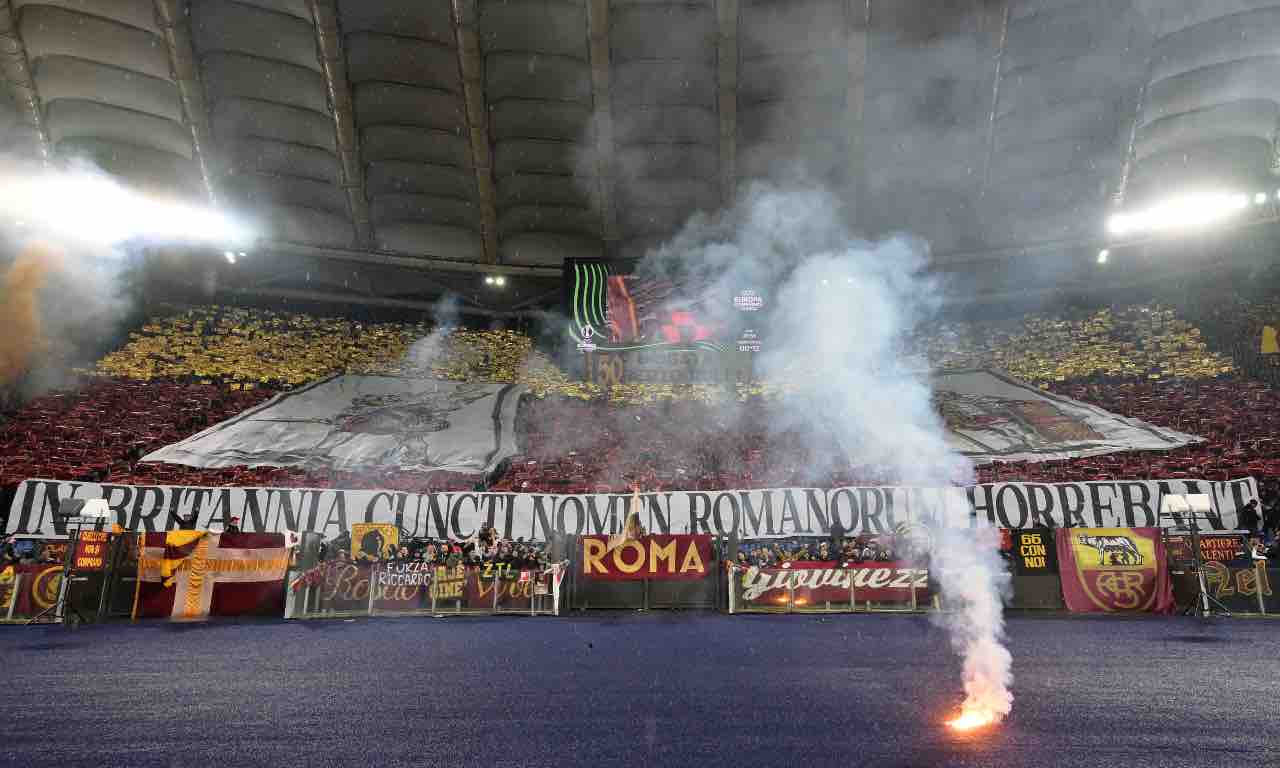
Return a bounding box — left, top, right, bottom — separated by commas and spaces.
26, 521, 98, 627
1160, 509, 1233, 618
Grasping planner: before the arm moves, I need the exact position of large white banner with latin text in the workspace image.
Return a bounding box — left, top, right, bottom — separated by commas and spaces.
5, 477, 1256, 539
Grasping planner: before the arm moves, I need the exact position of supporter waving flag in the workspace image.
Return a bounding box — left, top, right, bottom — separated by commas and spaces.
136, 532, 289, 620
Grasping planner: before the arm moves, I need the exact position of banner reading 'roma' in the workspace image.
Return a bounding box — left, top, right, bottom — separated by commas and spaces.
580, 534, 712, 580
1055, 527, 1173, 614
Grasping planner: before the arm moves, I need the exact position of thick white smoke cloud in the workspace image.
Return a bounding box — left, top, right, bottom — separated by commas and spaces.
0, 157, 253, 406
640, 181, 1013, 725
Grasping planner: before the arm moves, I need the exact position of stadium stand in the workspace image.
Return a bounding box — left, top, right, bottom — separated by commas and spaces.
922, 304, 1233, 383
0, 300, 1278, 500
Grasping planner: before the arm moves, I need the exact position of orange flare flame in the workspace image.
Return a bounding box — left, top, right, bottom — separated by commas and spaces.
947, 707, 998, 731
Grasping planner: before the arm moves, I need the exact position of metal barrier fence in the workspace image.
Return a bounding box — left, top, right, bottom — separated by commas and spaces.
287, 561, 566, 619
567, 535, 725, 611
1171, 560, 1276, 615
726, 564, 938, 614
2, 532, 150, 625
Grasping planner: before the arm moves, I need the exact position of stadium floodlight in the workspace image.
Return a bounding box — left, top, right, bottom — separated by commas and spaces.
1097, 249, 1109, 264
0, 168, 253, 247
1106, 191, 1249, 237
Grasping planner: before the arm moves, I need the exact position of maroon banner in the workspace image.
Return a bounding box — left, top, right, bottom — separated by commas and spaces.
0, 563, 63, 617
580, 535, 713, 580
465, 564, 541, 611
740, 561, 930, 606
302, 561, 428, 611
137, 532, 287, 619
1165, 532, 1247, 564
370, 561, 432, 610
299, 562, 543, 612
1055, 527, 1174, 614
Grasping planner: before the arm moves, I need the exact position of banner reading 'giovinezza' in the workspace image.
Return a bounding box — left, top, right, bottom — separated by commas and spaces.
4, 477, 1258, 540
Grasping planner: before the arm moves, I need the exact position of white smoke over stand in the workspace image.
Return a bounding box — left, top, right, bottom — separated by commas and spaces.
641, 182, 1013, 726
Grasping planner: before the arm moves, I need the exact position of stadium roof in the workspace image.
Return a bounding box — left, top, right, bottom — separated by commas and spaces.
0, 0, 1275, 311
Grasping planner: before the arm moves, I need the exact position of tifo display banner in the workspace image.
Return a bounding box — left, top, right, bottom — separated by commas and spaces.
1007, 529, 1058, 574
141, 376, 524, 474
739, 562, 929, 606
351, 522, 399, 562
136, 532, 288, 620
938, 369, 1200, 463
0, 563, 63, 616
7, 477, 1259, 540
579, 535, 712, 580
1055, 527, 1174, 614
1165, 532, 1247, 564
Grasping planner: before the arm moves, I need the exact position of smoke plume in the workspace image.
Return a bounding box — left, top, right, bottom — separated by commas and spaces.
639, 181, 1013, 724
0, 158, 251, 406
0, 240, 136, 407
0, 245, 55, 395
930, 525, 1014, 727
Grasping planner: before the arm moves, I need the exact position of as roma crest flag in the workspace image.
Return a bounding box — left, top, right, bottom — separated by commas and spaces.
1055, 527, 1174, 614
136, 532, 289, 619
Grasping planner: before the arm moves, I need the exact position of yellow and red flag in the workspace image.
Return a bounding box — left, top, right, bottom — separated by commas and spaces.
1055, 527, 1173, 613
138, 532, 289, 620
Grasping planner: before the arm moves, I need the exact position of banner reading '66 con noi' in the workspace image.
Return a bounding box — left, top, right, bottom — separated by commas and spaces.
580, 535, 713, 580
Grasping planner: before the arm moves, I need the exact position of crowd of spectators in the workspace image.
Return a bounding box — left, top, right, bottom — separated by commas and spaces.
1, 299, 1280, 499
921, 304, 1228, 383
737, 536, 902, 568
0, 378, 274, 489
1, 538, 63, 566
317, 524, 550, 571
92, 305, 577, 396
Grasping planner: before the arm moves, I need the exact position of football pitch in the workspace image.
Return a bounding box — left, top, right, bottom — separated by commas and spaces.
0, 613, 1275, 767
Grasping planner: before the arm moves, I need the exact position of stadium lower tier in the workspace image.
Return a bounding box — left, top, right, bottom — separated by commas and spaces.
4, 529, 1278, 625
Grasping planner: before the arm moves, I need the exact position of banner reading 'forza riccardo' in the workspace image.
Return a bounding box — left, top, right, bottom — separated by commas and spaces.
4, 477, 1256, 540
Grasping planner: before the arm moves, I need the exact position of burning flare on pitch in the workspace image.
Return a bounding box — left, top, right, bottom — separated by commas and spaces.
932, 526, 1014, 734
947, 705, 998, 731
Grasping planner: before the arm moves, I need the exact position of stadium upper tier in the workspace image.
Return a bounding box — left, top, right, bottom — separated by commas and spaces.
95, 303, 1234, 397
